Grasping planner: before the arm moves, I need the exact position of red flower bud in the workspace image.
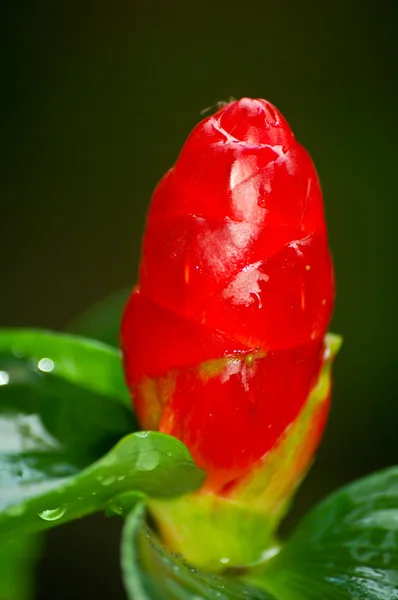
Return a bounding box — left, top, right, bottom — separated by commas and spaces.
122, 98, 335, 496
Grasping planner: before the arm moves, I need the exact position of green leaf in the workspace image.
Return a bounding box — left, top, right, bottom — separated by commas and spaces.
69, 288, 131, 347
121, 502, 276, 600
0, 431, 204, 540
0, 328, 136, 517
0, 535, 42, 600
252, 467, 398, 600
0, 328, 131, 407
0, 329, 202, 540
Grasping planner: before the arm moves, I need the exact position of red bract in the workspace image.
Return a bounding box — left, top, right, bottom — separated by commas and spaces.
122, 98, 335, 492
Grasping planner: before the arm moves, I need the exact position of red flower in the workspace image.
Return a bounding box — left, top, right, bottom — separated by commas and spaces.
122, 98, 335, 494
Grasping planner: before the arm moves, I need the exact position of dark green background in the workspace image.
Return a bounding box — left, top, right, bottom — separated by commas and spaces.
1, 1, 397, 598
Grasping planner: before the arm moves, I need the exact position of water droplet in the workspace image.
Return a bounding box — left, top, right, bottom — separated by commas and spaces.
261, 546, 280, 561
38, 358, 55, 373
135, 451, 159, 471
100, 454, 116, 467
116, 475, 125, 482
38, 506, 67, 521
5, 504, 25, 516
102, 475, 116, 486
106, 500, 123, 516
220, 557, 230, 564
0, 371, 10, 386
135, 431, 149, 439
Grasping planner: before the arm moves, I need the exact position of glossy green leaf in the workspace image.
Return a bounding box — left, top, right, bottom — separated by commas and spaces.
0, 329, 203, 540
69, 287, 131, 347
121, 502, 276, 600
0, 535, 42, 600
0, 328, 130, 407
252, 467, 398, 600
0, 328, 136, 521
0, 431, 204, 541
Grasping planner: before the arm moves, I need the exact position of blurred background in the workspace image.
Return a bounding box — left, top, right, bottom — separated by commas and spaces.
1, 0, 397, 598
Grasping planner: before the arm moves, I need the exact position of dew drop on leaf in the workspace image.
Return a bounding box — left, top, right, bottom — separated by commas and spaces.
37, 358, 55, 373
102, 475, 116, 486
5, 504, 25, 517
0, 371, 10, 386
38, 506, 67, 521
135, 451, 159, 471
